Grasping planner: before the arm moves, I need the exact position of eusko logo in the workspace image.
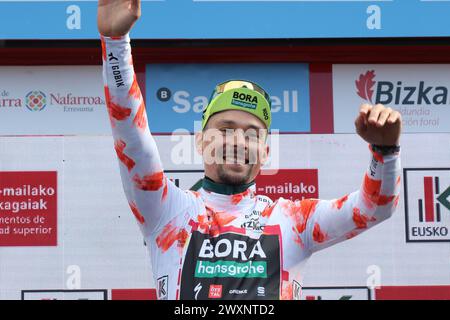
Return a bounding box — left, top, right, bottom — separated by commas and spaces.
355, 70, 376, 104
404, 168, 450, 242
25, 91, 47, 111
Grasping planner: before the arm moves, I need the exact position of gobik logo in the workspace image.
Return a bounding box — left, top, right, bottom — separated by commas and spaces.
404, 168, 450, 242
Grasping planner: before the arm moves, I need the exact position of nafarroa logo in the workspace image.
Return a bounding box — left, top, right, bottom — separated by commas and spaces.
404, 168, 450, 242
355, 70, 450, 106
25, 91, 47, 111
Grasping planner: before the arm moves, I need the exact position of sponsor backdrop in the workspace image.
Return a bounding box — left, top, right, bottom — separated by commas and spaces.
1, 0, 450, 39
146, 63, 311, 133
333, 64, 450, 134
1, 64, 450, 300
1, 134, 449, 299
0, 66, 110, 135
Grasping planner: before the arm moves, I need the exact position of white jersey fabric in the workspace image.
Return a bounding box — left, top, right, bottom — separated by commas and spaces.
101, 34, 401, 300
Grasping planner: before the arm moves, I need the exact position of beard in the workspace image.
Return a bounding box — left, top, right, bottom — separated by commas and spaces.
216, 163, 254, 185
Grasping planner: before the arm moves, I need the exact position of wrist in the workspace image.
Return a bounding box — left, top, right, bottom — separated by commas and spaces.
370, 144, 400, 155
100, 33, 130, 42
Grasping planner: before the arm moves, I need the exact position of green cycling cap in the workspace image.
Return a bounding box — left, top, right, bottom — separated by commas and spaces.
202, 80, 272, 130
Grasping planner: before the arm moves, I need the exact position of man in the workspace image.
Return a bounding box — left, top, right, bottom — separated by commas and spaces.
98, 0, 402, 300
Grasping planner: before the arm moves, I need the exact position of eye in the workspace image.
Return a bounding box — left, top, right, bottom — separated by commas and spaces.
219, 128, 234, 134
245, 130, 259, 139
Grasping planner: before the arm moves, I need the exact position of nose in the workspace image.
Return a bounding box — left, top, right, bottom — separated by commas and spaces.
223, 129, 248, 163
233, 129, 247, 148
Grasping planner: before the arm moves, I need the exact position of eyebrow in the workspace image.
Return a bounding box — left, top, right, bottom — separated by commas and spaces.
216, 120, 263, 131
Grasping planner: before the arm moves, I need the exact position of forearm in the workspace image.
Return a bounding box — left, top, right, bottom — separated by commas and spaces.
101, 34, 169, 234
102, 33, 165, 173
305, 145, 401, 253
357, 145, 401, 220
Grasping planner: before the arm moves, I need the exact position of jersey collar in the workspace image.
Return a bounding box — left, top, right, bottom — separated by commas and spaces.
202, 176, 255, 195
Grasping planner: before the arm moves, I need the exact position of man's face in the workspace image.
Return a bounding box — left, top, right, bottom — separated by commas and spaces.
196, 109, 269, 185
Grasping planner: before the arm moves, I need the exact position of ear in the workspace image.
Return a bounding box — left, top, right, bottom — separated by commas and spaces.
195, 131, 203, 156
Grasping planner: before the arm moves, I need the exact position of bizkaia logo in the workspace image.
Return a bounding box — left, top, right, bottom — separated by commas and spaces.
25, 91, 47, 111
356, 70, 450, 106
404, 168, 450, 242
156, 87, 299, 114
255, 169, 318, 201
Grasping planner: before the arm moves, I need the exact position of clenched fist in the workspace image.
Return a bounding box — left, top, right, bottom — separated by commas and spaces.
355, 104, 402, 146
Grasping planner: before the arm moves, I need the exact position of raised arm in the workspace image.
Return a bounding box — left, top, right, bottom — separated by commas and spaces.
98, 0, 193, 236
294, 104, 402, 253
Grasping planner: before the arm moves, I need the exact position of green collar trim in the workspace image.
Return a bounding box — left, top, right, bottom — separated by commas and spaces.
202, 177, 255, 195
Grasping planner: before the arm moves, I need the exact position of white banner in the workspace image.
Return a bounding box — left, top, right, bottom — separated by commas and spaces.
1, 134, 449, 299
0, 66, 110, 136
333, 64, 450, 133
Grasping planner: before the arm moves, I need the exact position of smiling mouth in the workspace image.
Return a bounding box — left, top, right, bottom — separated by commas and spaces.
222, 154, 249, 165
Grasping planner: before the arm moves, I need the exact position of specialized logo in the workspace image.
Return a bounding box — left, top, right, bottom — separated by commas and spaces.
157, 275, 168, 300
180, 231, 281, 300
293, 281, 302, 300
231, 91, 258, 110
194, 283, 202, 300
25, 91, 47, 111
404, 168, 450, 242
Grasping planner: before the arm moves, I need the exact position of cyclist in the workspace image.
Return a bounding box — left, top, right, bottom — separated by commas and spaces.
98, 0, 402, 300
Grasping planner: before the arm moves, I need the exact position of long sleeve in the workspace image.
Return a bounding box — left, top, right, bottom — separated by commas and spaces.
291, 145, 402, 254
101, 34, 192, 237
